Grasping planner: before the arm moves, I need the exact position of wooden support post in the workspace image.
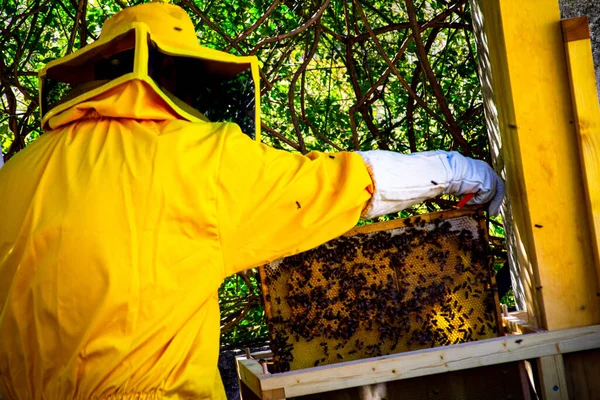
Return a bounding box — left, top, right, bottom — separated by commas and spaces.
238, 358, 267, 398
538, 355, 569, 400
519, 361, 537, 400
561, 16, 600, 298
468, 0, 600, 330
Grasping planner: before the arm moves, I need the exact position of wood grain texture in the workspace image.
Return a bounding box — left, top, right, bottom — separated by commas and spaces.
468, 0, 528, 314
503, 311, 542, 334
518, 361, 535, 400
240, 380, 263, 400
562, 16, 591, 42
538, 355, 569, 400
564, 348, 600, 399
262, 388, 286, 400
344, 207, 479, 236
562, 18, 600, 304
294, 362, 527, 400
238, 358, 267, 397
245, 325, 600, 398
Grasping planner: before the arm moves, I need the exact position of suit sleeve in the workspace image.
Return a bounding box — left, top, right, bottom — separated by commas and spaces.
216, 124, 374, 276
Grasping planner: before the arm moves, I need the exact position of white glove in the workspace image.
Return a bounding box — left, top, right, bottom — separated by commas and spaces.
357, 150, 504, 219
0, 152, 3, 169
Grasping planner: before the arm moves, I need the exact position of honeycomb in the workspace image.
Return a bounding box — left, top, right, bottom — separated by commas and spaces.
259, 208, 503, 372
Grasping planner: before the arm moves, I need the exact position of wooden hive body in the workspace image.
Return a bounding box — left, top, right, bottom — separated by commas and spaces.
260, 208, 503, 372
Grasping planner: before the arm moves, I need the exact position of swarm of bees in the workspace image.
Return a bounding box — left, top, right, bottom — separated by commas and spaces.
260, 208, 502, 372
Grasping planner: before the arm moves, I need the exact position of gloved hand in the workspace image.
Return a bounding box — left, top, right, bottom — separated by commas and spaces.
357, 150, 504, 219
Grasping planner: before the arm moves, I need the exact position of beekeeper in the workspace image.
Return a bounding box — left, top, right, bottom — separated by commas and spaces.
0, 2, 503, 399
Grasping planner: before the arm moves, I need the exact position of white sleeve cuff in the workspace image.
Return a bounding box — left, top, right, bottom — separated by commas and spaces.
357, 150, 451, 219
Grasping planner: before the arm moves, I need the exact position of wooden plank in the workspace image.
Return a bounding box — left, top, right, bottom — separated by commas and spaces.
240, 380, 263, 400
468, 0, 528, 313
503, 311, 542, 334
563, 348, 600, 399
562, 17, 591, 42
537, 355, 569, 400
518, 361, 535, 400
252, 325, 600, 397
295, 362, 527, 400
468, 0, 600, 330
561, 16, 600, 300
344, 207, 477, 236
249, 350, 274, 360
238, 358, 267, 398
262, 388, 286, 400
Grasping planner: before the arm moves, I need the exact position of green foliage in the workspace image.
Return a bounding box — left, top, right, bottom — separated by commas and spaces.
0, 0, 510, 348
489, 214, 505, 238
219, 271, 268, 347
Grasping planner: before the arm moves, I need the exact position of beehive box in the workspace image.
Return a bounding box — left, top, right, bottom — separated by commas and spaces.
259, 208, 503, 372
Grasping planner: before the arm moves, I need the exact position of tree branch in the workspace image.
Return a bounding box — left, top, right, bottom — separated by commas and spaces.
79, 0, 88, 48
351, 0, 452, 143
261, 122, 301, 151
407, 28, 441, 153
351, 21, 471, 43
288, 28, 321, 154
226, 0, 281, 51
299, 52, 343, 152
251, 0, 331, 54
351, 0, 469, 111
280, 0, 346, 43
66, 0, 86, 54
405, 0, 473, 156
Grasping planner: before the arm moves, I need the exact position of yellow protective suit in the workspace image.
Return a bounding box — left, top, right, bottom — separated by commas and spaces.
0, 79, 373, 398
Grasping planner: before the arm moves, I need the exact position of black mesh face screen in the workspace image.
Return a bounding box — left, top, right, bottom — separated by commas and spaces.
196, 70, 256, 139
41, 79, 75, 117
147, 41, 256, 138
94, 49, 135, 81
41, 31, 136, 119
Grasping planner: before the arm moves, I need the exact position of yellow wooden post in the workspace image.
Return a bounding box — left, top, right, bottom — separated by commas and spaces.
561, 16, 600, 300
468, 0, 600, 330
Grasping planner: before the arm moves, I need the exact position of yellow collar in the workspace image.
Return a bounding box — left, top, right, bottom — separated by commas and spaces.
47, 80, 186, 130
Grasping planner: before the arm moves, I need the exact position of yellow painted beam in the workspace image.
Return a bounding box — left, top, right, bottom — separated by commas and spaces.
561, 16, 600, 303
469, 0, 600, 329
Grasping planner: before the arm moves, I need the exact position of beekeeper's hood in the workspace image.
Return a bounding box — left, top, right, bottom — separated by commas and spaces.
38, 1, 261, 138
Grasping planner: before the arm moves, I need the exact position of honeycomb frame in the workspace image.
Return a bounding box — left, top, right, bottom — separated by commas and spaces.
259, 207, 503, 372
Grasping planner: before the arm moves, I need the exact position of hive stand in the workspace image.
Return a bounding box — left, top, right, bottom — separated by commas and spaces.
238, 323, 600, 399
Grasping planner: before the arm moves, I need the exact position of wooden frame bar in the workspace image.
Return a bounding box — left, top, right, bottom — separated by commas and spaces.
502, 311, 541, 335
238, 325, 600, 399
561, 16, 600, 297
